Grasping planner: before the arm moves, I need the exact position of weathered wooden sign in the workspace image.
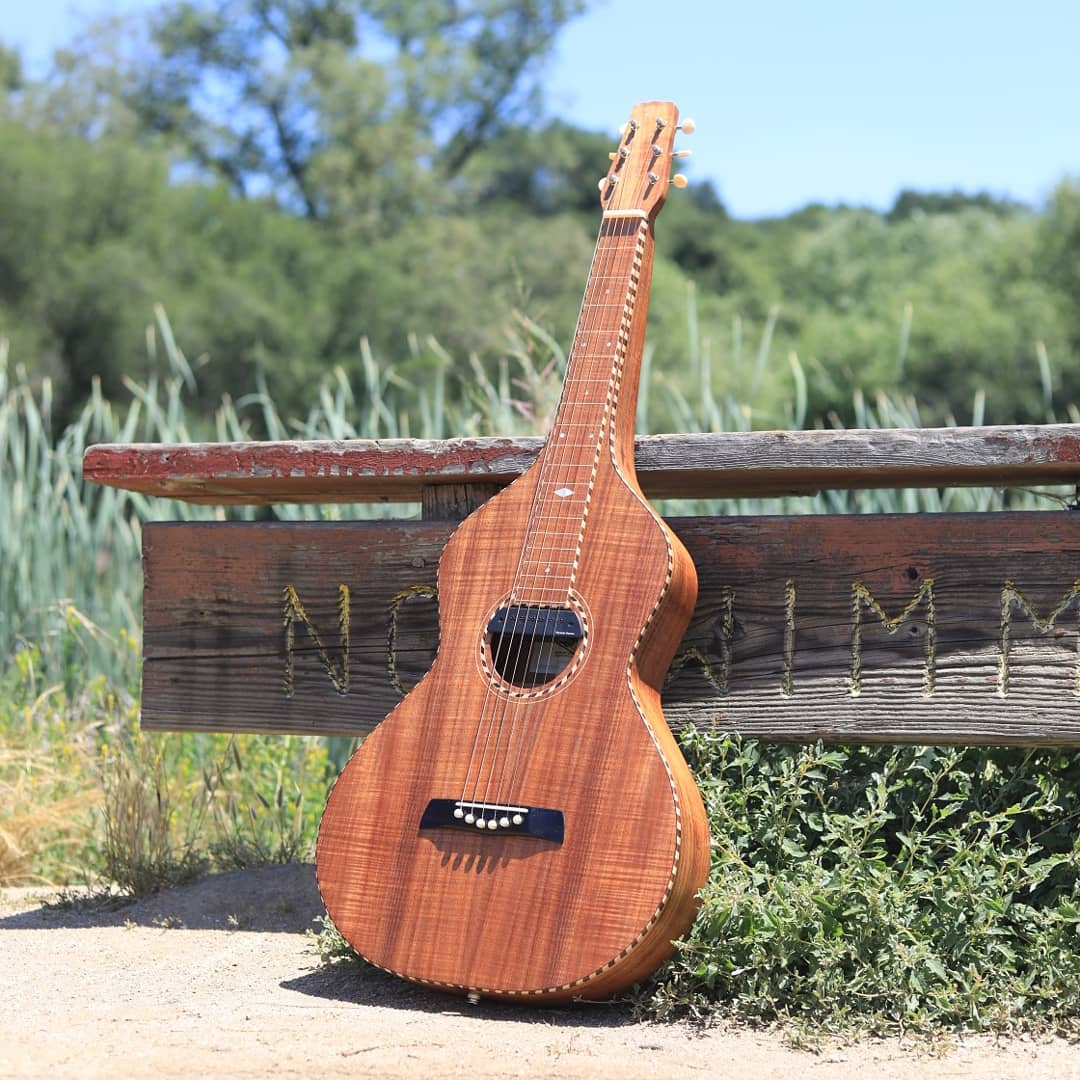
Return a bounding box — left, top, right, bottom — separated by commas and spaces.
141, 510, 1080, 745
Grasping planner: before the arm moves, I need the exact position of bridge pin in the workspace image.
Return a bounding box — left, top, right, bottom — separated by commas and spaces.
453, 807, 464, 819
512, 814, 524, 825
464, 813, 475, 824
475, 819, 486, 830
486, 819, 498, 830
499, 817, 510, 828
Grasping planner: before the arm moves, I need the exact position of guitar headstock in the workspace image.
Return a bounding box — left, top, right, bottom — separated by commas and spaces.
598, 101, 693, 219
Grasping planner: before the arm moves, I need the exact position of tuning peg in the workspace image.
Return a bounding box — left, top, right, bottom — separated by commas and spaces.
670, 174, 688, 189
608, 147, 630, 161
678, 118, 696, 134
619, 119, 639, 137
673, 149, 693, 158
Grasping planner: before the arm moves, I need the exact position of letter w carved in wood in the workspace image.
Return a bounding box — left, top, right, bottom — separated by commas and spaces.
283, 583, 351, 696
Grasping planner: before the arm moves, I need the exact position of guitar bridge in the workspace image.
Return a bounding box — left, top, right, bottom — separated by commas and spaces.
419, 799, 564, 843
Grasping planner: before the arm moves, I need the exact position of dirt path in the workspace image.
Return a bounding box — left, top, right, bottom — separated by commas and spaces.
2, 864, 1077, 1078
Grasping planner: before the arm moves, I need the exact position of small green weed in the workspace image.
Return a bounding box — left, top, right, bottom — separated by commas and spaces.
98, 730, 335, 896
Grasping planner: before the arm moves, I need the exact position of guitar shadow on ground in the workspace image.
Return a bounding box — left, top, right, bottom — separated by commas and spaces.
280, 960, 639, 1027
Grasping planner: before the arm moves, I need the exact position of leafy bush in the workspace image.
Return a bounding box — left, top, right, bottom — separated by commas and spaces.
643, 732, 1080, 1034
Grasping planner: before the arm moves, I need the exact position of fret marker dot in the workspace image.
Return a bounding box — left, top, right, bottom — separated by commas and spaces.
555, 488, 574, 497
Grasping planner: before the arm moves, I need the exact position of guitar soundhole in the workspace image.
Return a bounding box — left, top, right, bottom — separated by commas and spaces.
486, 605, 583, 688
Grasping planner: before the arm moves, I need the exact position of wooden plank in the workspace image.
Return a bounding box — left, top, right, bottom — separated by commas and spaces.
142, 511, 1080, 745
86, 424, 1080, 503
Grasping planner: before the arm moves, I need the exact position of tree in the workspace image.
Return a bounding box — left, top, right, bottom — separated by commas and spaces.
887, 189, 1026, 223
120, 0, 585, 233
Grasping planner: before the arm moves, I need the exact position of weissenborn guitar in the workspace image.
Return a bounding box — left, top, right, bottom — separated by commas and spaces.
316, 101, 711, 1002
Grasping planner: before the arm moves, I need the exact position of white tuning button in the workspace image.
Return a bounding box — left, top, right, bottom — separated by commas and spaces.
674, 149, 693, 158
671, 174, 688, 188
678, 118, 696, 134
597, 176, 608, 190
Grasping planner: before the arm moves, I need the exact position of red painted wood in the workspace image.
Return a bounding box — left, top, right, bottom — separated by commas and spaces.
83, 425, 1080, 504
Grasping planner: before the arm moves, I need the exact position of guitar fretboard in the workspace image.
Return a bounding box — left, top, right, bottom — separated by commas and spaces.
511, 216, 648, 605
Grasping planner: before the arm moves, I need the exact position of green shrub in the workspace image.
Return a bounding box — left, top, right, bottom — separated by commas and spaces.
644, 732, 1080, 1033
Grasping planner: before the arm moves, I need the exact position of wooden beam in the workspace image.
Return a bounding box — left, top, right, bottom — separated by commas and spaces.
142, 511, 1080, 745
85, 424, 1080, 503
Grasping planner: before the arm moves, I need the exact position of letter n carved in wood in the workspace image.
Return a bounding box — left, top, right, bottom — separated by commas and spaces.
282, 583, 351, 696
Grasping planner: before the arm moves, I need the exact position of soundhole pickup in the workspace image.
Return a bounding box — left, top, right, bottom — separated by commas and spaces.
419, 799, 564, 843
486, 605, 583, 688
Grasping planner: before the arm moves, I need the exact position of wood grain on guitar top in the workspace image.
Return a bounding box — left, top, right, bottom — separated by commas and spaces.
316, 101, 711, 1000
317, 457, 709, 998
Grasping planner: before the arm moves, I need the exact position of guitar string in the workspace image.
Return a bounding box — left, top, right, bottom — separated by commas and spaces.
458, 129, 659, 825
487, 219, 648, 819
478, 196, 652, 821
462, 222, 642, 826
466, 223, 640, 825
453, 216, 613, 821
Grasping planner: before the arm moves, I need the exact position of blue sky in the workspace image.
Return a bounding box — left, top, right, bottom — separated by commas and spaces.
4, 0, 1078, 218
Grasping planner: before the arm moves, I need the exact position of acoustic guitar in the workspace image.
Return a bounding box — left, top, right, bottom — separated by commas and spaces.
316, 100, 711, 1002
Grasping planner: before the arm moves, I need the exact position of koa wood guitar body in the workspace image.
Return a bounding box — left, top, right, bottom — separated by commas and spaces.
317, 101, 711, 1002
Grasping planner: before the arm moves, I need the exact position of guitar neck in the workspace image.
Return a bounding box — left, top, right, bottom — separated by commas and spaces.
510, 215, 657, 607
546, 213, 655, 476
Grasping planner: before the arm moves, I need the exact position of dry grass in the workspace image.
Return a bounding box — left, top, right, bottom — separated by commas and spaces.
0, 737, 101, 887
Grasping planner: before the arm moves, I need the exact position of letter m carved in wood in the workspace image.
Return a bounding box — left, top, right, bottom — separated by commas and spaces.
999, 579, 1080, 696
850, 579, 936, 696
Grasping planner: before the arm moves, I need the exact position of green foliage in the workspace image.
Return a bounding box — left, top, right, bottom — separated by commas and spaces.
642, 732, 1080, 1034
120, 0, 585, 226
887, 188, 1027, 222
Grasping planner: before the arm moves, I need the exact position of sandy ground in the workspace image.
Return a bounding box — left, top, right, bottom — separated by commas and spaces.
2, 864, 1079, 1079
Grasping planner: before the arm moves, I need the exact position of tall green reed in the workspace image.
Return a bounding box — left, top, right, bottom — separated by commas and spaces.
0, 298, 1068, 695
